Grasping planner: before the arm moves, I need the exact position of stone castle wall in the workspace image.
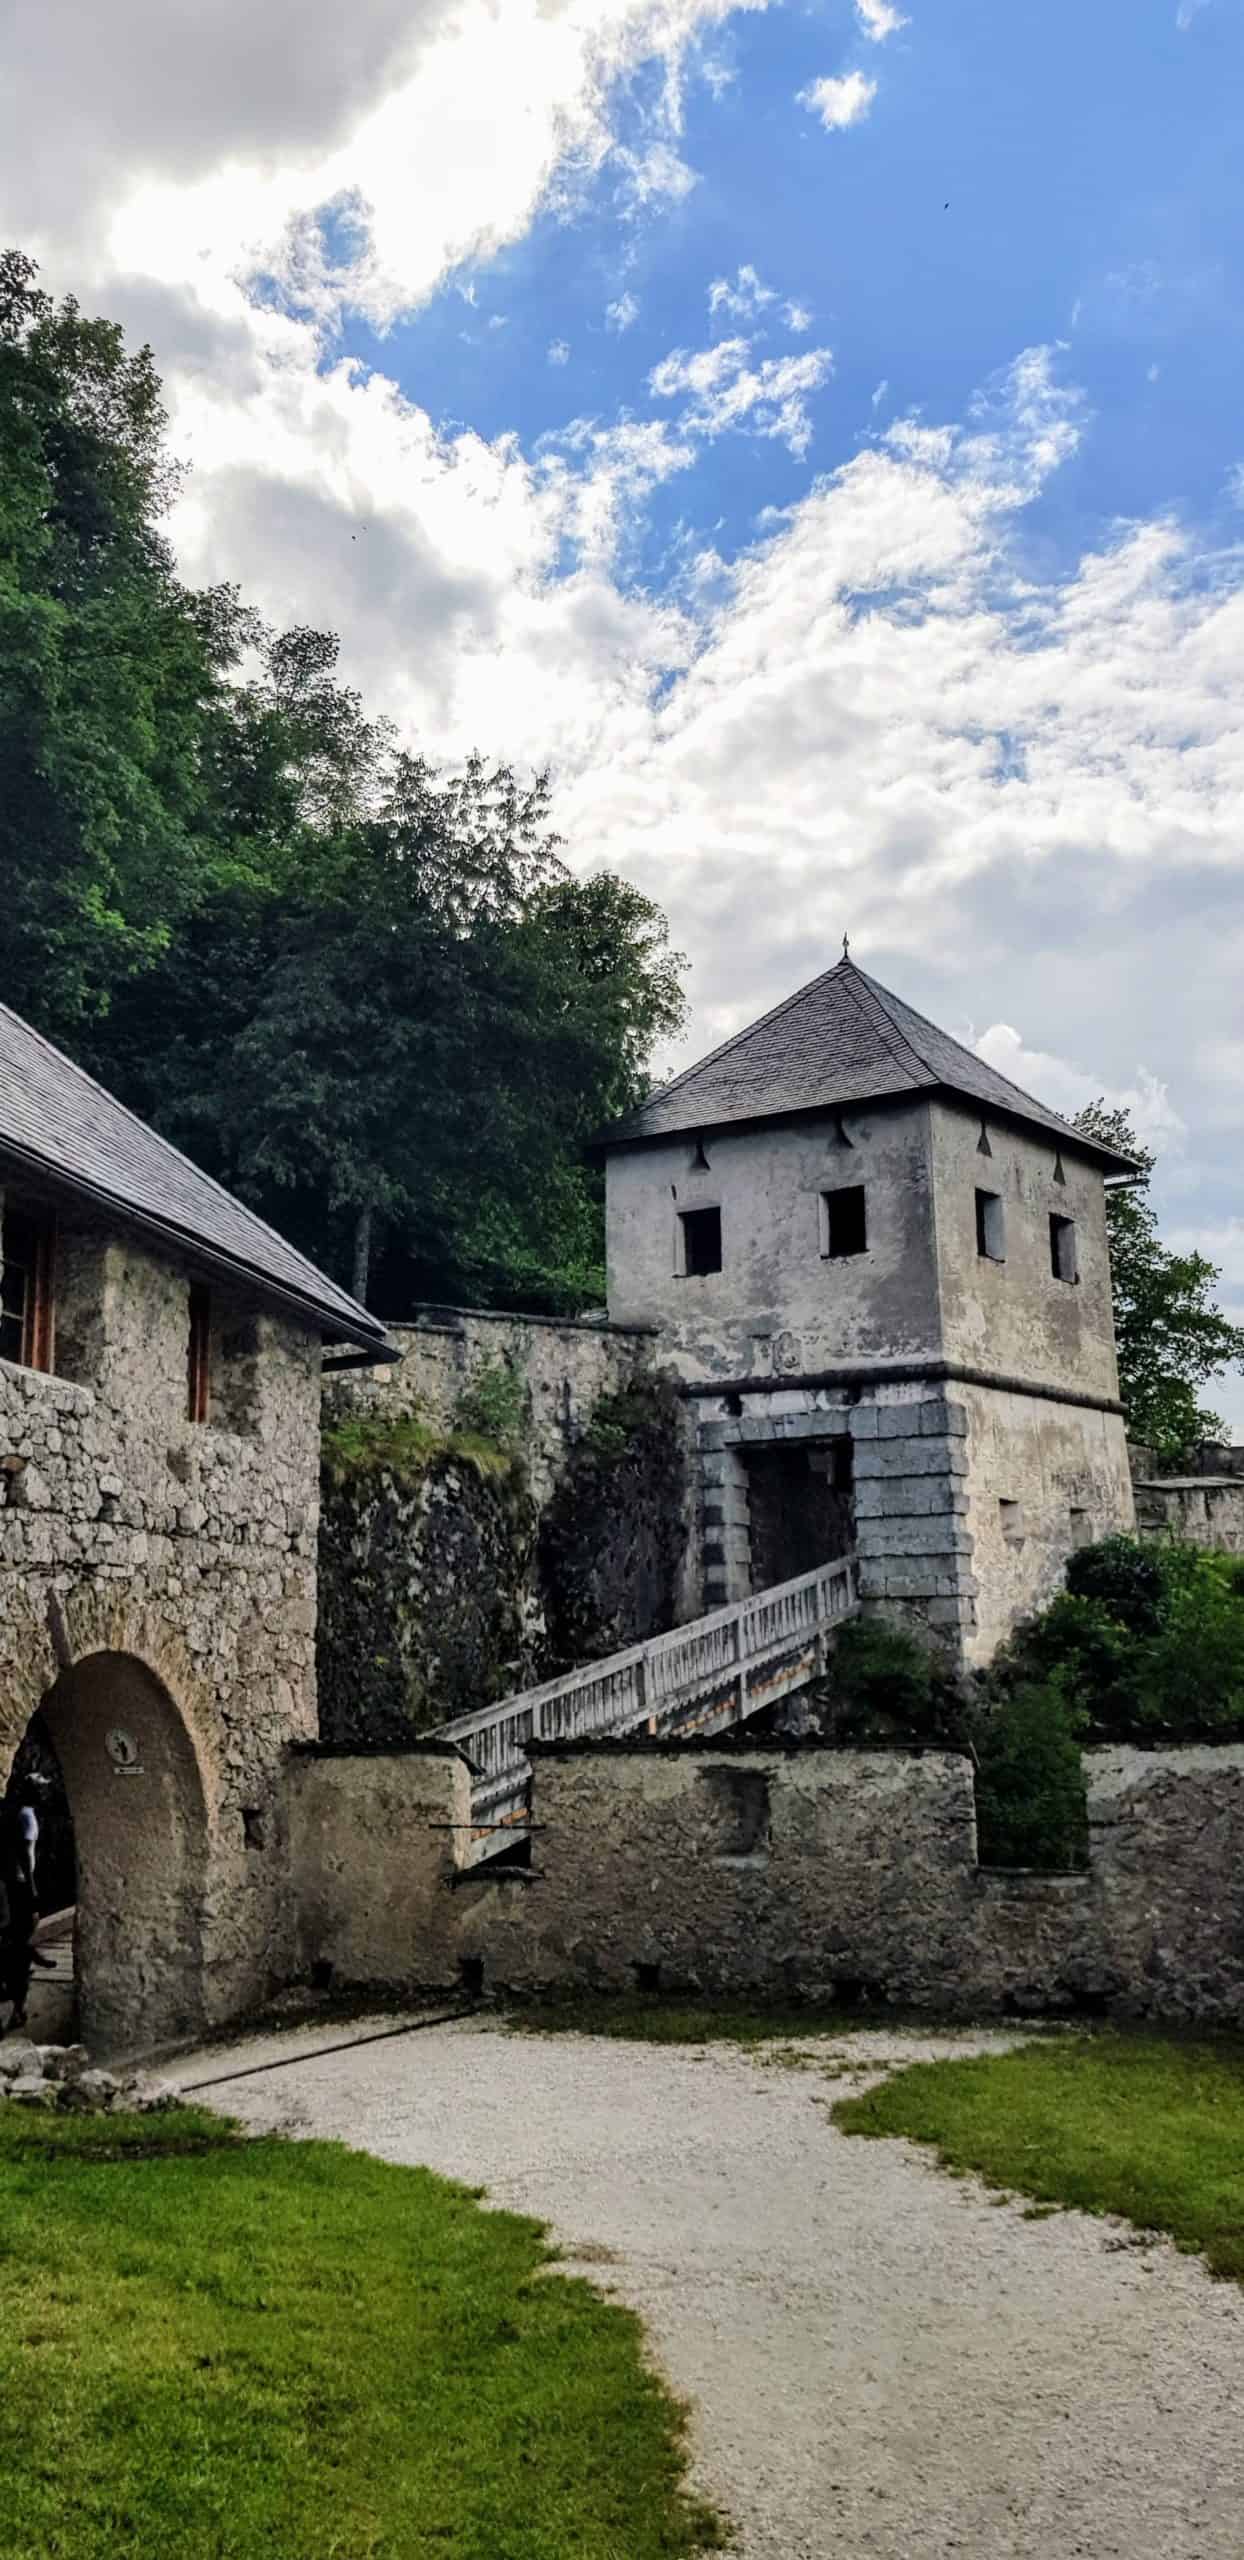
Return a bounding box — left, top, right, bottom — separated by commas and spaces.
319, 1311, 700, 1743
0, 1206, 322, 2049
289, 1738, 1244, 2026
1129, 1443, 1244, 1555
329, 1306, 657, 1507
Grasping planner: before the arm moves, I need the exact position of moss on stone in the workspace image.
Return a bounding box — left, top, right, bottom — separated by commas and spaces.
321, 1408, 514, 1492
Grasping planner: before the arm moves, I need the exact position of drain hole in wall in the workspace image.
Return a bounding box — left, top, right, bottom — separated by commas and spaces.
310, 1959, 335, 1991
634, 1960, 662, 1993
459, 1955, 486, 1996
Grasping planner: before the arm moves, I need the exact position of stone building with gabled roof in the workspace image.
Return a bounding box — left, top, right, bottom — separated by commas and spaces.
0, 998, 392, 2051
596, 951, 1137, 1662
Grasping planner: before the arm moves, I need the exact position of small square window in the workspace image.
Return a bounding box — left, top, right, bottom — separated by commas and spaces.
1049, 1213, 1078, 1283
999, 1498, 1024, 1542
975, 1188, 1006, 1261
679, 1206, 722, 1277
1069, 1505, 1092, 1549
822, 1184, 867, 1259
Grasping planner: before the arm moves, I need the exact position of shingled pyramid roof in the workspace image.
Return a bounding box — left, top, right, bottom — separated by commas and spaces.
597, 955, 1135, 1174
0, 1000, 392, 1355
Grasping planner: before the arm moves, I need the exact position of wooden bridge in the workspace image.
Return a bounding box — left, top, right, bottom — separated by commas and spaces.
434, 1553, 861, 1866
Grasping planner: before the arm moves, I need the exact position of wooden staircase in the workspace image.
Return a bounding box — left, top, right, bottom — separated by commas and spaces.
434, 1554, 861, 1866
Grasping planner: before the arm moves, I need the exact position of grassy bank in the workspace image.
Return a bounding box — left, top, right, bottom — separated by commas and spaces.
0, 2103, 723, 2559
835, 2031, 1244, 2282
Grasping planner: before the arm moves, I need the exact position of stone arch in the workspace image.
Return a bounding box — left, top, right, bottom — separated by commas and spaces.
35, 1650, 211, 2055
2, 1593, 220, 2055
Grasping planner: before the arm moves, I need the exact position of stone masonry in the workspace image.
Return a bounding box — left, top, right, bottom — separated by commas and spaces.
290, 1736, 1244, 2026
0, 1210, 324, 2050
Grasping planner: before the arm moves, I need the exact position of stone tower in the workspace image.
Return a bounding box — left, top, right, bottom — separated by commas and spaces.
596, 953, 1136, 1662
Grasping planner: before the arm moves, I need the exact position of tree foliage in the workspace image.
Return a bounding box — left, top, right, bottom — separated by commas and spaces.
0, 255, 686, 1311
1073, 1100, 1244, 1458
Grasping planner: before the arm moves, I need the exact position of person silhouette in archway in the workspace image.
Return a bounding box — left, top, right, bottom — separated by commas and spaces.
0, 1781, 45, 2030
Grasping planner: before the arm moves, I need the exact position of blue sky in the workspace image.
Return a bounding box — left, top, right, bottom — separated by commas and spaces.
3, 0, 1244, 1418
330, 0, 1244, 571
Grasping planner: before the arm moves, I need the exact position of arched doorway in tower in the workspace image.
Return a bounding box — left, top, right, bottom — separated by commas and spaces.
11, 1652, 210, 2054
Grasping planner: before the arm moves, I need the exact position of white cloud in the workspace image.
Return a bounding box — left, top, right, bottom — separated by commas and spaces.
548, 338, 572, 365
708, 263, 776, 319
648, 334, 832, 456
1176, 0, 1211, 26
871, 377, 889, 407
606, 291, 640, 331
856, 0, 907, 38
3, 0, 763, 328
973, 1028, 1187, 1155
613, 138, 699, 214
783, 300, 813, 334
798, 70, 877, 130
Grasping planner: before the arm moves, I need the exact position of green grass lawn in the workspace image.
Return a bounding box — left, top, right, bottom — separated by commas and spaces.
0, 2103, 724, 2560
835, 2031, 1244, 2282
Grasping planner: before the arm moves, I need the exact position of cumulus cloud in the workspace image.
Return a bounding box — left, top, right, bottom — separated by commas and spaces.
856, 0, 907, 36
3, 0, 762, 325
783, 300, 813, 334
548, 338, 572, 365
708, 263, 776, 319
798, 70, 877, 129
973, 1028, 1186, 1155
606, 291, 640, 331
648, 334, 832, 455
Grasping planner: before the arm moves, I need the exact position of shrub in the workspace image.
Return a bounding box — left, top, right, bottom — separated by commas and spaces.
453, 1356, 527, 1452
823, 1616, 969, 1749
982, 1534, 1244, 1748
972, 1678, 1089, 1871
1128, 1577, 1244, 1743
992, 1592, 1134, 1727
1065, 1534, 1167, 1635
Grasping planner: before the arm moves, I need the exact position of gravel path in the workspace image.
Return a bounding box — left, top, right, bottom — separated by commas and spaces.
171, 2016, 1244, 2558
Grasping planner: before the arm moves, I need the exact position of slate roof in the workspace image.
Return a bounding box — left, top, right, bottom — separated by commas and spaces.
596, 956, 1136, 1174
0, 1000, 392, 1354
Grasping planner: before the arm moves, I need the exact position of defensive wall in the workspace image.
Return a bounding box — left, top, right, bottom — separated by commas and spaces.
1129, 1442, 1244, 1556
288, 1736, 1244, 2026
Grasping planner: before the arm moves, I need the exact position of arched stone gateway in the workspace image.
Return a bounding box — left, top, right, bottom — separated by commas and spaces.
2, 1590, 263, 2058
35, 1651, 210, 2052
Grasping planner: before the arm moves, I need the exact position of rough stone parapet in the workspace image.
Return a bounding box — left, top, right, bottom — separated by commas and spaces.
295, 1740, 1244, 2027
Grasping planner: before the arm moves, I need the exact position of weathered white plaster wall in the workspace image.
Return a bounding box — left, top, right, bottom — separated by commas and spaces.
958, 1383, 1134, 1661
288, 1739, 1244, 2026
0, 1202, 323, 2049
605, 1101, 941, 1382
928, 1100, 1121, 1401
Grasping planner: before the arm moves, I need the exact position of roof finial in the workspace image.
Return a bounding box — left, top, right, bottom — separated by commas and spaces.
842, 931, 850, 961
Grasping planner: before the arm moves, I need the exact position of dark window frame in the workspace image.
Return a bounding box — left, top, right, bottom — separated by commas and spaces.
1049, 1212, 1078, 1283
187, 1282, 212, 1424
975, 1188, 1006, 1262
0, 1200, 56, 1375
821, 1183, 868, 1260
678, 1204, 722, 1278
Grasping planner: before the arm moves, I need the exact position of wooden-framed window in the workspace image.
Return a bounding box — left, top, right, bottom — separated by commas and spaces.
0, 1201, 56, 1373
187, 1282, 212, 1424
